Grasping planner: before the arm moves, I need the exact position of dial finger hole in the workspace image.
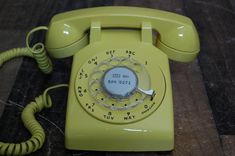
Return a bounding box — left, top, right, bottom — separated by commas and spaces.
98, 64, 110, 71
109, 59, 119, 66
105, 98, 117, 107
120, 59, 132, 67
89, 81, 101, 92
96, 93, 107, 102
131, 63, 143, 73
130, 92, 143, 103
118, 100, 130, 108
90, 71, 103, 81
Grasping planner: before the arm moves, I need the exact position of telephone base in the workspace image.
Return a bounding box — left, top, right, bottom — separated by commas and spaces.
64, 96, 174, 151
65, 30, 174, 151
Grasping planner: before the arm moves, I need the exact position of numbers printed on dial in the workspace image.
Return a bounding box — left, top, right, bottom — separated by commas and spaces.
87, 56, 98, 65
107, 80, 131, 85
141, 102, 156, 114
77, 86, 88, 97
103, 112, 114, 120
126, 50, 135, 57
78, 69, 88, 79
75, 49, 166, 124
85, 103, 95, 112
145, 60, 148, 65
124, 112, 135, 121
106, 50, 115, 57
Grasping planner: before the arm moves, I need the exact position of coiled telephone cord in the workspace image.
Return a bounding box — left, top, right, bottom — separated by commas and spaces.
0, 26, 52, 74
0, 47, 32, 66
0, 26, 66, 155
0, 84, 68, 155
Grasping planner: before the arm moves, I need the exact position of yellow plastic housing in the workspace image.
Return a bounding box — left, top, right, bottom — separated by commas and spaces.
0, 6, 201, 154
44, 6, 200, 151
65, 29, 174, 151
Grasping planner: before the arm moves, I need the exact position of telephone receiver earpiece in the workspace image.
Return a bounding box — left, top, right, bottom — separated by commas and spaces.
46, 6, 200, 62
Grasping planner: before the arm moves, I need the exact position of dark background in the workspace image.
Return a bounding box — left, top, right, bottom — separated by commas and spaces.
0, 0, 234, 156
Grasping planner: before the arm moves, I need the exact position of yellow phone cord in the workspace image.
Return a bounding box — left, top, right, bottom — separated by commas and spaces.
0, 84, 68, 155
0, 26, 52, 74
0, 27, 67, 155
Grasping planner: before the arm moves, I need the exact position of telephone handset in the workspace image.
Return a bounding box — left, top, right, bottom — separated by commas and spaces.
0, 6, 200, 155
46, 6, 199, 61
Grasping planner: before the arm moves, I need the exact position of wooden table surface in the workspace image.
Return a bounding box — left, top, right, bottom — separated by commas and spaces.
0, 0, 234, 156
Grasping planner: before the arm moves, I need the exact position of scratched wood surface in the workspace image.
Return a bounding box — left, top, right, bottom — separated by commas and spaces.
0, 0, 234, 156
0, 30, 26, 116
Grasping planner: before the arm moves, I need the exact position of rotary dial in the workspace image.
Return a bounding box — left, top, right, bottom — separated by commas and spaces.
75, 49, 165, 123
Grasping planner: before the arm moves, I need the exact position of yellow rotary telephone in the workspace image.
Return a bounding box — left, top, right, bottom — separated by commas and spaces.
0, 6, 200, 155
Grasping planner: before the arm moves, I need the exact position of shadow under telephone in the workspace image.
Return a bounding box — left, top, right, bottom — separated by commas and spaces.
0, 6, 200, 155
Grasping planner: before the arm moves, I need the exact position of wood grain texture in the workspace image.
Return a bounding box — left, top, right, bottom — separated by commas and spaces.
0, 30, 27, 117
183, 0, 235, 134
0, 0, 51, 117
114, 0, 184, 14
221, 135, 235, 156
171, 61, 223, 156
0, 0, 48, 30
106, 152, 171, 156
0, 0, 234, 155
